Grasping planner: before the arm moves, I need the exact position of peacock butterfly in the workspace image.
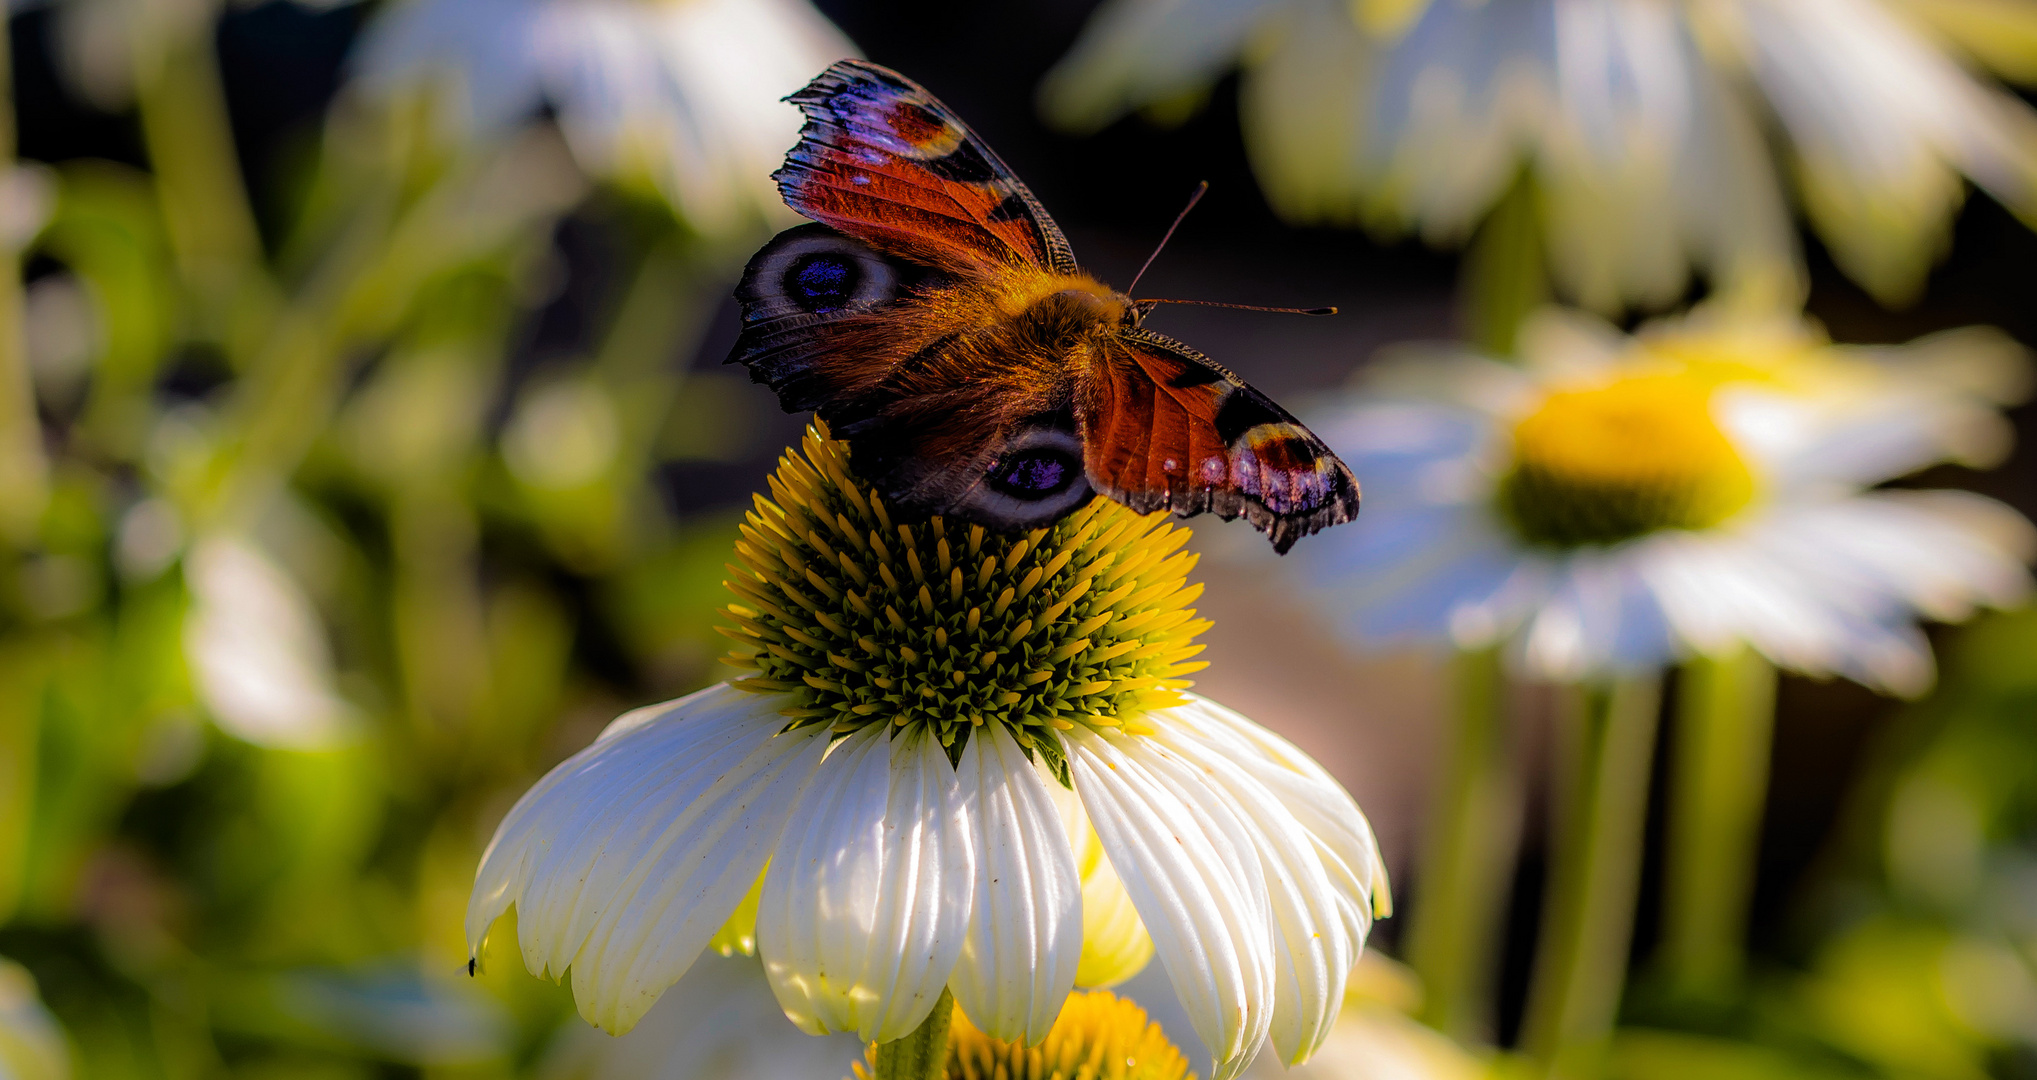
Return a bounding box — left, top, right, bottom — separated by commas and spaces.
728, 60, 1358, 553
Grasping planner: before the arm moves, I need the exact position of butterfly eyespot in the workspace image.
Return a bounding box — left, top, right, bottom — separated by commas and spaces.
990, 449, 1078, 499
941, 425, 1094, 530
788, 253, 858, 314
741, 226, 901, 319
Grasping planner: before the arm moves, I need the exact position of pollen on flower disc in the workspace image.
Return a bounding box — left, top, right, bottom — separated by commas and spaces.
1497, 372, 1758, 547
853, 990, 1194, 1080
719, 423, 1210, 778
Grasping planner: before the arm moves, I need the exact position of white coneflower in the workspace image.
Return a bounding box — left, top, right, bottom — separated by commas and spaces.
1293, 306, 2034, 693
1041, 0, 2037, 308
352, 0, 857, 230
467, 426, 1390, 1080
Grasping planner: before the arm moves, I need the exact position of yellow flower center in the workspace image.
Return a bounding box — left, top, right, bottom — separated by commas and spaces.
853, 991, 1195, 1080
1496, 373, 1757, 548
720, 424, 1209, 780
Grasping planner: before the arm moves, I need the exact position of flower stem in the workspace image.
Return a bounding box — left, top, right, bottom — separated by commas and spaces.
129, 0, 276, 350
0, 15, 49, 545
1659, 647, 1776, 1001
1407, 646, 1520, 1041
1520, 675, 1662, 1079
1460, 168, 1547, 357
874, 987, 954, 1080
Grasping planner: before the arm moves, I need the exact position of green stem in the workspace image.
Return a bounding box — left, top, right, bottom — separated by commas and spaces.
874, 987, 954, 1080
1521, 675, 1662, 1080
1659, 647, 1777, 1001
1407, 646, 1520, 1041
0, 639, 50, 923
1460, 168, 1547, 358
0, 15, 49, 544
129, 0, 276, 352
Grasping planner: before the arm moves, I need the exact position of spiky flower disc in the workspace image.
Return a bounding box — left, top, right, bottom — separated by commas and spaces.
852, 990, 1196, 1080
720, 424, 1210, 779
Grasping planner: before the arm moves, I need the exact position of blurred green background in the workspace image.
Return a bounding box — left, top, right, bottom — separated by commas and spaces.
3, 1, 2036, 1078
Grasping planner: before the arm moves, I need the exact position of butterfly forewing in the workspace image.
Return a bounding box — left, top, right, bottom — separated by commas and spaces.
777, 60, 1077, 277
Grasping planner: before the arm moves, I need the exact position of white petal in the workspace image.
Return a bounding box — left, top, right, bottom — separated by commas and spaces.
758, 726, 974, 1042
1518, 548, 1676, 678
1142, 714, 1360, 1064
1164, 696, 1392, 923
541, 952, 865, 1080
466, 684, 828, 1034
1042, 777, 1159, 988
1727, 0, 2037, 300
1067, 728, 1274, 1080
949, 724, 1083, 1044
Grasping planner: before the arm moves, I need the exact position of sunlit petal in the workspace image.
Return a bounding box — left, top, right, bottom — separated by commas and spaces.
1068, 728, 1274, 1080
950, 724, 1083, 1044
466, 684, 828, 1034
757, 726, 974, 1042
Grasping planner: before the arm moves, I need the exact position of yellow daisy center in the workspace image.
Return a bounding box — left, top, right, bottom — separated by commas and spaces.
1496, 373, 1757, 547
853, 991, 1196, 1080
720, 424, 1209, 779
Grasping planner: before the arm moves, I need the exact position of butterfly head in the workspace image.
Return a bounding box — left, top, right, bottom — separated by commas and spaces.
1031, 279, 1137, 328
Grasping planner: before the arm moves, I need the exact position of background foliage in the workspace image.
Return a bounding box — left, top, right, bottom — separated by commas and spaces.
3, 2, 2036, 1079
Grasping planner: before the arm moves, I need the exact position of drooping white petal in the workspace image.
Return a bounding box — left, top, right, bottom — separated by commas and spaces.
758, 726, 974, 1043
1722, 0, 2037, 301
1771, 492, 2035, 625
1067, 728, 1274, 1080
1516, 548, 1676, 680
1043, 777, 1158, 989
1163, 696, 1392, 924
466, 683, 829, 1034
1142, 714, 1360, 1065
542, 952, 865, 1080
949, 724, 1083, 1044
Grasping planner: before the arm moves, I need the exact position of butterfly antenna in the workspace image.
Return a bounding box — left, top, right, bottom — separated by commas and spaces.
1139, 298, 1338, 316
1126, 181, 1208, 297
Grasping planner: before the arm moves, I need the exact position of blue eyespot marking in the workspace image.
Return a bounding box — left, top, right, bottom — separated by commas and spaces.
992, 451, 1075, 498
788, 254, 857, 313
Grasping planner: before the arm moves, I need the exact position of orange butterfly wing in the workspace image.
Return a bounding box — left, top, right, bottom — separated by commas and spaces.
777, 60, 1076, 277
1080, 329, 1359, 553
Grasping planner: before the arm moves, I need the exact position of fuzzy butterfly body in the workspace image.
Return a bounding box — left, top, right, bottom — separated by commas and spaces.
729, 59, 1358, 553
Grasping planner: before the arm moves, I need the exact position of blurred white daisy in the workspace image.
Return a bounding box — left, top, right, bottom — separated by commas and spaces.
182, 535, 355, 749
1293, 307, 2035, 694
353, 0, 858, 230
0, 958, 70, 1080
467, 429, 1390, 1080
1042, 0, 2037, 309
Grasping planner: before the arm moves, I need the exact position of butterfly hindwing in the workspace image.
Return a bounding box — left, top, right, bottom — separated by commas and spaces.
1079, 329, 1359, 554
777, 59, 1077, 277
733, 224, 1094, 532
732, 223, 924, 413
